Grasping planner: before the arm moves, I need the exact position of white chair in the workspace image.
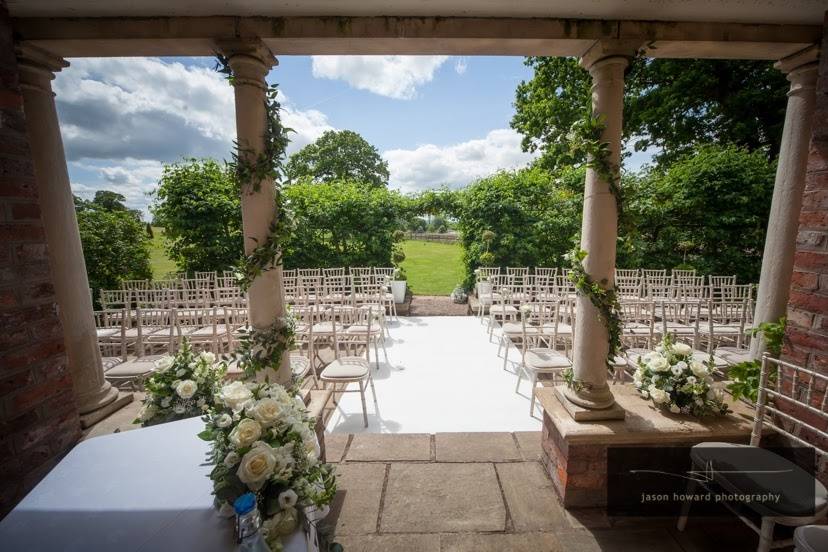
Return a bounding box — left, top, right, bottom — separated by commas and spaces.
320, 307, 378, 428
677, 355, 828, 552
514, 308, 572, 416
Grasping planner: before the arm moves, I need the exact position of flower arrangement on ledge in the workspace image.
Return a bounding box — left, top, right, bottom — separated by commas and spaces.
633, 335, 729, 417
135, 339, 227, 426
199, 380, 337, 551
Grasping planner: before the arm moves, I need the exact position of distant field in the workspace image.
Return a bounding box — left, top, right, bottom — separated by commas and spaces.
149, 227, 177, 279
400, 240, 464, 296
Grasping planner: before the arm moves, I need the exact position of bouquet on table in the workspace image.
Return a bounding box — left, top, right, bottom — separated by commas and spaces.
135, 339, 226, 426
633, 334, 729, 417
199, 380, 337, 551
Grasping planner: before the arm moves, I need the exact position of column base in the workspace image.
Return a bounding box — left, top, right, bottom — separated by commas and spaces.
554, 385, 625, 421
79, 391, 133, 429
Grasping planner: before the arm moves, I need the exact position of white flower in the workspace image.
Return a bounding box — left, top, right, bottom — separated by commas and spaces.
173, 403, 186, 414
237, 442, 277, 491
155, 356, 174, 373
675, 361, 688, 371
519, 304, 533, 315
686, 376, 697, 385
669, 404, 681, 414
223, 451, 240, 467
215, 413, 233, 428
229, 418, 262, 448
200, 351, 216, 364
643, 351, 663, 364
262, 507, 299, 539
197, 397, 205, 407
175, 379, 198, 399
690, 361, 708, 378
249, 398, 286, 428
175, 368, 187, 377
201, 404, 209, 412
648, 356, 670, 372
219, 381, 254, 412
648, 385, 670, 404
139, 404, 157, 421
278, 489, 298, 509
673, 342, 692, 356
670, 364, 684, 377
640, 390, 650, 399
161, 397, 172, 408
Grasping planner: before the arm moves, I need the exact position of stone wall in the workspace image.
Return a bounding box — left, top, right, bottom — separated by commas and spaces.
0, 1, 80, 518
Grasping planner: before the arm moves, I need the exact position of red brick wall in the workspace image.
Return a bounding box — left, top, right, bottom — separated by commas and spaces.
784, 19, 828, 377
0, 1, 80, 518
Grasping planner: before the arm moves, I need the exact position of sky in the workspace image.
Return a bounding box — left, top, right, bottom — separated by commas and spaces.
53, 55, 653, 217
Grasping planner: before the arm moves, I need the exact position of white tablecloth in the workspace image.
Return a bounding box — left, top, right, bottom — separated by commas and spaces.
0, 417, 307, 552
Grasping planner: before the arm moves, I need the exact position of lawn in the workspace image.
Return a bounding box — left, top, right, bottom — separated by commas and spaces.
149, 227, 178, 279
400, 240, 464, 296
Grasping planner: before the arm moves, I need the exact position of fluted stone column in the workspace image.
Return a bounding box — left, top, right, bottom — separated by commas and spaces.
557, 41, 637, 420
220, 39, 290, 384
750, 46, 819, 359
17, 44, 123, 421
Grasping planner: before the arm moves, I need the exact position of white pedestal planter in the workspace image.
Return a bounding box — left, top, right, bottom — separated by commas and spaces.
391, 280, 407, 303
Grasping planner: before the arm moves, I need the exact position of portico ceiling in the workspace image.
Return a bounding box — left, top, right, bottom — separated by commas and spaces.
7, 0, 827, 26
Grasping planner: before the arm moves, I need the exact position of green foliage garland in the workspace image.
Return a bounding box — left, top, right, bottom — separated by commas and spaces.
215, 54, 294, 377
565, 114, 623, 216
727, 317, 786, 403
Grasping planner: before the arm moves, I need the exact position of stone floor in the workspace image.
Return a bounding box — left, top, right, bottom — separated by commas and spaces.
408, 295, 470, 316
322, 432, 760, 552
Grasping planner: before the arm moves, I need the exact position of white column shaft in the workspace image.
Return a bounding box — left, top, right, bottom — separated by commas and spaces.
18, 48, 118, 414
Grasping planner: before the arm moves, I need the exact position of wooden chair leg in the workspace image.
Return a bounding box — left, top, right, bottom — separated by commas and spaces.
359, 379, 368, 428
676, 478, 696, 531
529, 372, 538, 415
757, 518, 774, 552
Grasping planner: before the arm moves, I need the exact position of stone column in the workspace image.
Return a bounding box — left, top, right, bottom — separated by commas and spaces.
750, 45, 819, 359
219, 39, 290, 384
16, 44, 125, 423
557, 41, 637, 420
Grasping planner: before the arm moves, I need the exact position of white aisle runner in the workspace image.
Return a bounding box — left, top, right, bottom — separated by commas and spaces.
325, 315, 543, 434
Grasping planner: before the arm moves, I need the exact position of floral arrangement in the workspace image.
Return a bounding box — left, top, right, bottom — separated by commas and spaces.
135, 339, 226, 426
199, 380, 337, 551
633, 335, 729, 417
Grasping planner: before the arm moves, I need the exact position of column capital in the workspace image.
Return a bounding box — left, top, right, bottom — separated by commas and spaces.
15, 43, 68, 94
216, 38, 277, 89
579, 39, 642, 71
775, 44, 819, 75
776, 45, 819, 97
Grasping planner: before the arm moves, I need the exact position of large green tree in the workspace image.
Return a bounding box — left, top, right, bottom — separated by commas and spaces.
286, 130, 390, 187
624, 144, 776, 281
151, 158, 243, 274
76, 192, 152, 302
511, 57, 788, 169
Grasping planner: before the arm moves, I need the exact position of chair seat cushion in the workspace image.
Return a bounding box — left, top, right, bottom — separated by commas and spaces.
492, 305, 518, 315
96, 328, 120, 338
105, 359, 156, 378
502, 323, 542, 335
714, 347, 752, 365
700, 324, 744, 334
691, 442, 828, 518
189, 324, 229, 336
795, 525, 828, 552
311, 322, 343, 334
321, 358, 369, 379
345, 324, 381, 335
291, 356, 310, 376
525, 349, 571, 370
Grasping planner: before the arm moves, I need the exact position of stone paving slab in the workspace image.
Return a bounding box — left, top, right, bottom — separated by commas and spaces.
496, 461, 569, 532
336, 534, 441, 552
346, 433, 431, 462
381, 463, 506, 533
435, 432, 522, 462
325, 463, 386, 535
324, 432, 349, 463
557, 528, 685, 552
440, 532, 564, 552
513, 431, 543, 461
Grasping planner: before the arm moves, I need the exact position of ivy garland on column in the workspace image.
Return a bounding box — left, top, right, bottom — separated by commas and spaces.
562, 114, 625, 389
215, 54, 296, 379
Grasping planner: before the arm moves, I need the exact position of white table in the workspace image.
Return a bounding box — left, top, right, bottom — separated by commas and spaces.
0, 417, 308, 552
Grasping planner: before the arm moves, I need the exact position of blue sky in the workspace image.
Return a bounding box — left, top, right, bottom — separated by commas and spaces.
52, 55, 651, 216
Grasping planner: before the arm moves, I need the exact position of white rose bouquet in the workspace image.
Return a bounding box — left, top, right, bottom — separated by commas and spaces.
134, 339, 226, 426
199, 380, 336, 551
633, 334, 729, 417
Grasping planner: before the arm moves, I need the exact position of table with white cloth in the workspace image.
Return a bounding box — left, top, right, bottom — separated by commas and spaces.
0, 417, 309, 552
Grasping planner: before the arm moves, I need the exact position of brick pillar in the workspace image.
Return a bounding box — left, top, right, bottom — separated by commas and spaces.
0, 2, 80, 519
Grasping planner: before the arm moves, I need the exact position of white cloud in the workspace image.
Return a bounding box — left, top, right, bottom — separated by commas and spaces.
384, 128, 538, 193
311, 55, 448, 99
52, 57, 334, 214
454, 58, 468, 75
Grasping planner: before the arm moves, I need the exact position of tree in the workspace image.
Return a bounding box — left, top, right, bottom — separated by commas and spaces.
282, 180, 405, 268
455, 167, 583, 287
151, 159, 243, 274
76, 193, 152, 303
511, 57, 788, 170
286, 130, 390, 187
92, 190, 128, 212
624, 144, 776, 281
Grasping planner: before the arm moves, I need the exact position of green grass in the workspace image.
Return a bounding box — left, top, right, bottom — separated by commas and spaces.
149, 227, 178, 279
400, 240, 464, 296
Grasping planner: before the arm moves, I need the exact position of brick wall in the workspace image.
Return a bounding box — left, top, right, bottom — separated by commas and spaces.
0, 1, 80, 518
